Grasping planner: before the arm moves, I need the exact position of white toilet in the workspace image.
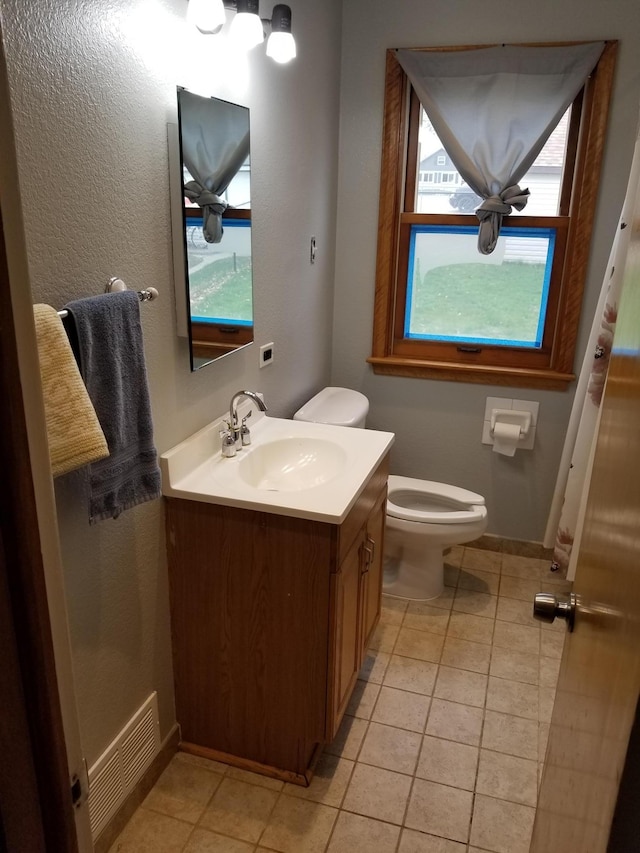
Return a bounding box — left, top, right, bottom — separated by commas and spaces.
293, 387, 488, 601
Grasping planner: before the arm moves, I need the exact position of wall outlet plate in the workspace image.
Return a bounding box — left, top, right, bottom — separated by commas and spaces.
259, 342, 274, 368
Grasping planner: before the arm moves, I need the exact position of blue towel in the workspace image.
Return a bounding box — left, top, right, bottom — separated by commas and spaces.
64, 291, 162, 523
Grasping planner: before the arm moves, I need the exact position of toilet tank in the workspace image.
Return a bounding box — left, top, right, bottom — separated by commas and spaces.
293, 387, 369, 428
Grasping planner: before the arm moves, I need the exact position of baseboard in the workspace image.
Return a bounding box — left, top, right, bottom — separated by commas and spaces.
467, 533, 553, 560
93, 723, 180, 853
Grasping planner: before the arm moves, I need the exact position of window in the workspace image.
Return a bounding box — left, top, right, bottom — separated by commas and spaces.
369, 42, 617, 389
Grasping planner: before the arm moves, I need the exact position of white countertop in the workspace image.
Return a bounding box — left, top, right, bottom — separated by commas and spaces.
160, 410, 394, 524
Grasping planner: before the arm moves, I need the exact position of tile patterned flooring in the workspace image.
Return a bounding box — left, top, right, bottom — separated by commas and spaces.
108, 545, 571, 853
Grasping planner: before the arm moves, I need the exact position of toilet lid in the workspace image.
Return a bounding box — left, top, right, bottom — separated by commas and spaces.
386, 475, 486, 524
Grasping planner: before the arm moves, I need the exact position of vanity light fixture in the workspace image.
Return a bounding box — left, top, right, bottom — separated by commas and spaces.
187, 0, 226, 34
187, 0, 297, 62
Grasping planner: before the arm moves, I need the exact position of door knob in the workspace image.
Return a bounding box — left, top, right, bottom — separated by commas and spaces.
533, 591, 577, 631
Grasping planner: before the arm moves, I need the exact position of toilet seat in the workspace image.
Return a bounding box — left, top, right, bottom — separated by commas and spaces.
386, 475, 486, 525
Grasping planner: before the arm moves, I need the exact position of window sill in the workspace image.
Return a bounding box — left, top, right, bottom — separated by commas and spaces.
367, 355, 574, 390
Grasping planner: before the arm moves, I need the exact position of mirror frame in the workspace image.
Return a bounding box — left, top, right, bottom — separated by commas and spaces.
171, 88, 254, 371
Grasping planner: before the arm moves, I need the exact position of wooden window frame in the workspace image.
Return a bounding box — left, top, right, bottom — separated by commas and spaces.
368, 42, 617, 390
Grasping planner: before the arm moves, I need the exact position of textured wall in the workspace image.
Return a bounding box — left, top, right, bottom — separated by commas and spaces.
1, 0, 341, 764
331, 0, 640, 541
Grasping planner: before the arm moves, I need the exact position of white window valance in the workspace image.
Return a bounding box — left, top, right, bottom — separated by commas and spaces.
396, 42, 605, 253
178, 89, 250, 244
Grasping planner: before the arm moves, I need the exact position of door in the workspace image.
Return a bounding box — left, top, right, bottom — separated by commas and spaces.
0, 29, 91, 850
361, 489, 387, 653
530, 158, 640, 851
328, 533, 363, 739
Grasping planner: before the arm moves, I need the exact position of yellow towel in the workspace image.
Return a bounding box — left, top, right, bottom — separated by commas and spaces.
33, 304, 109, 477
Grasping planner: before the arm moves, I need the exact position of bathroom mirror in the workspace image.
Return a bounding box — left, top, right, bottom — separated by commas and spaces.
175, 88, 253, 371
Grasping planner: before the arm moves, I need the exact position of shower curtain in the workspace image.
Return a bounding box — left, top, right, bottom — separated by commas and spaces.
544, 128, 640, 580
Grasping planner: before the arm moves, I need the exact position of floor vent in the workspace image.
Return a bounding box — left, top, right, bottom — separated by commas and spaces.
87, 692, 160, 839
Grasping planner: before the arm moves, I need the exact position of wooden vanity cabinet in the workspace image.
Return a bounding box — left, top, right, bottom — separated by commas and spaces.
165, 453, 389, 785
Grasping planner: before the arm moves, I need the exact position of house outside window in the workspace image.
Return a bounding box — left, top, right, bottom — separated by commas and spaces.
369, 42, 617, 389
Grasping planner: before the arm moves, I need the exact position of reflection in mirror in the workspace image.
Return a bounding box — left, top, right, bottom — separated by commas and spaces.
176, 88, 253, 371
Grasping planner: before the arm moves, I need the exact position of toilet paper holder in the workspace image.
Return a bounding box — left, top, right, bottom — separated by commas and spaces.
490, 408, 532, 438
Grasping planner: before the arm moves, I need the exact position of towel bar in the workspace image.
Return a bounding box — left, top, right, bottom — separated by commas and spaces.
57, 280, 159, 319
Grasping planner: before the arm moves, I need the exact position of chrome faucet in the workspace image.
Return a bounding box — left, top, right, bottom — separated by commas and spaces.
221, 390, 268, 456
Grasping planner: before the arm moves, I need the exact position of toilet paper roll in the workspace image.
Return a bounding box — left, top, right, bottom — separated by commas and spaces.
492, 421, 521, 456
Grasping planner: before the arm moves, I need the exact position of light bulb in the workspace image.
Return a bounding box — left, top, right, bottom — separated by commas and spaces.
187, 0, 226, 34
266, 6, 295, 63
266, 31, 296, 63
229, 11, 264, 51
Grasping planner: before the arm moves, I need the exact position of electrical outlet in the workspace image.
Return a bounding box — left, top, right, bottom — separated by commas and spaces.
259, 342, 274, 368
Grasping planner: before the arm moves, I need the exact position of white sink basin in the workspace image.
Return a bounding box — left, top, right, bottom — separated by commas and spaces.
236, 437, 347, 491
160, 407, 394, 522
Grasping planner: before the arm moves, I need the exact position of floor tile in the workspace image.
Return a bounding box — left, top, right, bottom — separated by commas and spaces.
476, 749, 539, 806
325, 714, 368, 760
453, 587, 497, 618
426, 698, 484, 746
326, 810, 400, 852
283, 753, 353, 807
394, 627, 445, 662
447, 612, 494, 645
440, 636, 491, 675
346, 679, 380, 719
359, 721, 422, 774
199, 777, 278, 844
225, 766, 284, 791
447, 545, 465, 566
461, 548, 501, 573
369, 621, 401, 652
142, 755, 222, 823
495, 596, 540, 628
403, 602, 451, 635
259, 795, 338, 853
500, 554, 546, 579
359, 649, 391, 684
457, 569, 500, 595
539, 656, 561, 689
539, 686, 556, 722
173, 752, 228, 776
416, 735, 479, 790
538, 722, 550, 763
433, 665, 487, 708
383, 654, 438, 695
499, 575, 541, 603
490, 646, 539, 685
108, 808, 193, 852
380, 596, 409, 625
342, 763, 412, 825
492, 620, 540, 656
425, 586, 456, 610
184, 829, 254, 852
470, 794, 535, 853
540, 629, 565, 660
481, 710, 539, 760
398, 828, 467, 852
443, 564, 461, 587
405, 778, 473, 843
371, 686, 430, 732
486, 677, 539, 721
544, 576, 573, 593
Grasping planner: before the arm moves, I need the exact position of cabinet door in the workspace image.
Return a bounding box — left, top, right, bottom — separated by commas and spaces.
361, 490, 386, 654
327, 533, 363, 740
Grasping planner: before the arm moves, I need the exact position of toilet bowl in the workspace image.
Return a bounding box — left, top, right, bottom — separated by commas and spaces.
385, 475, 487, 600
293, 387, 488, 601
